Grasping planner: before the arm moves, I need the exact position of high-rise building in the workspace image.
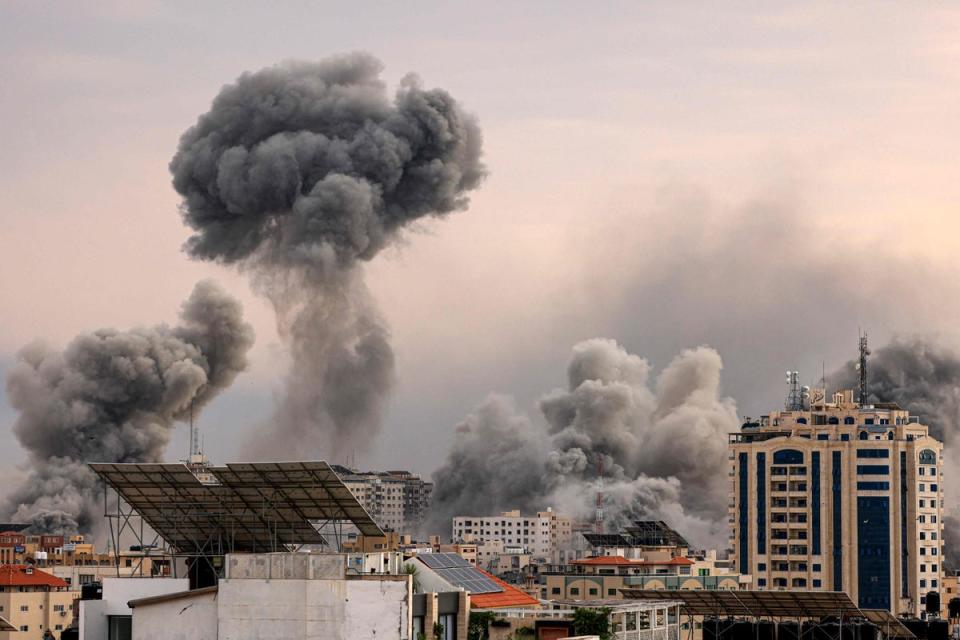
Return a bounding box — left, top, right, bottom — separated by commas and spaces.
729, 387, 944, 614
337, 467, 433, 533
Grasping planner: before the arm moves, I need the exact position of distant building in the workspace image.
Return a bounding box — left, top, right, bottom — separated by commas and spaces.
583, 520, 691, 560
730, 387, 944, 615
452, 509, 572, 562
337, 467, 433, 533
538, 553, 746, 601
0, 565, 76, 639
1, 532, 171, 587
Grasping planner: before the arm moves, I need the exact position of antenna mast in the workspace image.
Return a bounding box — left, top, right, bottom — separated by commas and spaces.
785, 371, 801, 410
857, 333, 870, 406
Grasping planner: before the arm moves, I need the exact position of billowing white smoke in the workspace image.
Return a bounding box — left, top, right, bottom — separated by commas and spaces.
430, 338, 738, 549
2, 281, 254, 533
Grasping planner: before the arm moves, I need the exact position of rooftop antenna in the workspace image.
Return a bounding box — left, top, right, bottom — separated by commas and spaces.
785, 371, 802, 410
188, 399, 201, 461
595, 456, 604, 535
856, 332, 870, 405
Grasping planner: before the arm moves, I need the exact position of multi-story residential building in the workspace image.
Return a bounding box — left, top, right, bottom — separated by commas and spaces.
0, 565, 77, 639
452, 509, 573, 562
538, 553, 746, 601
336, 467, 433, 533
730, 386, 944, 615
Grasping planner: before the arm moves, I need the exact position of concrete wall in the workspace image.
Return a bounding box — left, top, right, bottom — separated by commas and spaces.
80, 578, 188, 640
132, 590, 218, 640
217, 577, 410, 640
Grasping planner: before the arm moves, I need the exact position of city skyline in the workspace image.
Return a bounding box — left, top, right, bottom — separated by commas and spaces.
2, 3, 960, 527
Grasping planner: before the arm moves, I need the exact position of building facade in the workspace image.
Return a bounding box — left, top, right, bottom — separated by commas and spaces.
0, 565, 76, 639
730, 388, 944, 615
538, 554, 746, 601
451, 509, 572, 562
337, 468, 433, 534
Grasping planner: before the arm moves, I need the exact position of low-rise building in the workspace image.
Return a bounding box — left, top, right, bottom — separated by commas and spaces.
127, 553, 412, 640
0, 565, 77, 639
538, 554, 746, 601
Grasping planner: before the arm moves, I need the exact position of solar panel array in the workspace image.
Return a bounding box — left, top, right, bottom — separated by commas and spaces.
89, 461, 383, 554
419, 553, 503, 594
619, 589, 862, 618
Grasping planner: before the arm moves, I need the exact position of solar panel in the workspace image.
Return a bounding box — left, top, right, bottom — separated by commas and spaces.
420, 552, 471, 570
619, 589, 862, 619
89, 461, 383, 553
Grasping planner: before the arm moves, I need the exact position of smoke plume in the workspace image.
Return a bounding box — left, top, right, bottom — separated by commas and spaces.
829, 337, 960, 568
2, 281, 254, 533
430, 338, 738, 548
170, 52, 485, 461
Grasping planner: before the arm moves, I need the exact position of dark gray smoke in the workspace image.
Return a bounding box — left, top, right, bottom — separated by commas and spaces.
829, 337, 960, 568
2, 280, 254, 533
430, 339, 737, 548
170, 52, 485, 461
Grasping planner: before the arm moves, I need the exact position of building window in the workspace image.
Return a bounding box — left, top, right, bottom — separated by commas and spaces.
818, 434, 829, 441
813, 580, 822, 587
773, 450, 804, 465
757, 452, 766, 555
570, 588, 579, 595
20, 605, 28, 612
857, 449, 889, 458
758, 563, 766, 571
845, 417, 856, 425
812, 564, 821, 572
857, 465, 889, 475
931, 484, 938, 492
757, 579, 766, 587
551, 587, 561, 595
19, 627, 28, 633
857, 482, 890, 491
589, 588, 598, 596
842, 434, 850, 441
608, 589, 617, 596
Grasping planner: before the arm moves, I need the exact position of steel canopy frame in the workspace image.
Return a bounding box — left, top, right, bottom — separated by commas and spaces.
90, 461, 383, 578
619, 589, 915, 640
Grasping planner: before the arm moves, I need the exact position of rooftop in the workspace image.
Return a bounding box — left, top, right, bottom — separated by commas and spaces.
469, 569, 540, 610
0, 565, 69, 588
571, 555, 694, 567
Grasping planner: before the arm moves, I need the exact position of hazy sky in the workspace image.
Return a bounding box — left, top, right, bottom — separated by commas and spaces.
2, 2, 960, 482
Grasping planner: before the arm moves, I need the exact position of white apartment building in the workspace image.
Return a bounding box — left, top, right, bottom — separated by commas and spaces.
338, 467, 433, 533
452, 509, 572, 562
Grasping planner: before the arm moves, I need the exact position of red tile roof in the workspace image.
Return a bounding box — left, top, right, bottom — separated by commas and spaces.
469, 569, 540, 610
0, 565, 69, 588
571, 555, 695, 566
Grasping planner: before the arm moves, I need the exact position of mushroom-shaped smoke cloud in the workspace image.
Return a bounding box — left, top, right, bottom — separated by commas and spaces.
170, 52, 485, 461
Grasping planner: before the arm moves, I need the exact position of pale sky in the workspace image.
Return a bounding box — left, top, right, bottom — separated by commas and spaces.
2, 2, 960, 480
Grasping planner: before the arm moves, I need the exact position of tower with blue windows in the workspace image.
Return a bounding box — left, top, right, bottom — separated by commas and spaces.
729, 383, 943, 616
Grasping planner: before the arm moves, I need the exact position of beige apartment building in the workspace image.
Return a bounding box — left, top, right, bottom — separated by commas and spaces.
0, 565, 76, 639
730, 388, 944, 615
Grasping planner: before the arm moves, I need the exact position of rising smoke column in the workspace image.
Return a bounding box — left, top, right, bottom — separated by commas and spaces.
170, 53, 485, 461
829, 337, 960, 568
430, 339, 738, 548
2, 281, 254, 533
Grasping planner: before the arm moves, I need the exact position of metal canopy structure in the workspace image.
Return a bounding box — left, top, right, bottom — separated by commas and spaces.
860, 610, 916, 639
90, 461, 383, 560
0, 616, 16, 632
619, 589, 863, 619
